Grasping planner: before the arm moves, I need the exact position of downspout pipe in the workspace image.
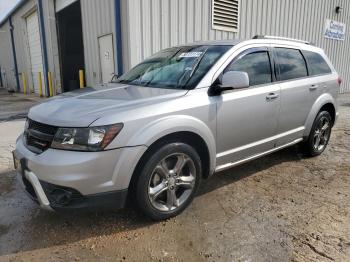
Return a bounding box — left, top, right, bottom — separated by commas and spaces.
114, 0, 123, 75
37, 0, 50, 96
9, 16, 20, 92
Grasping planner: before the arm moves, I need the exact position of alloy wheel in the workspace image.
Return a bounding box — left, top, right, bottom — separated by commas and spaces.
313, 116, 331, 152
148, 153, 196, 212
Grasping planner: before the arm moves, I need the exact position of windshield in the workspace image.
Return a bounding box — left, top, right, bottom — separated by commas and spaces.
115, 45, 232, 89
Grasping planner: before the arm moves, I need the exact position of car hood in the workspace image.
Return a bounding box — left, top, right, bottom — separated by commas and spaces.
28, 83, 188, 127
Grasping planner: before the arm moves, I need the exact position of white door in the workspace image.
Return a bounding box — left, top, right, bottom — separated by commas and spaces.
98, 34, 115, 83
26, 11, 44, 94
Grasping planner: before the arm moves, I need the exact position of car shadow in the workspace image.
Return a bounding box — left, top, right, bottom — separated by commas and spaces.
198, 145, 303, 196
0, 145, 304, 256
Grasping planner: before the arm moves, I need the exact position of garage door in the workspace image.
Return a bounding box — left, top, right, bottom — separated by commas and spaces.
26, 11, 44, 94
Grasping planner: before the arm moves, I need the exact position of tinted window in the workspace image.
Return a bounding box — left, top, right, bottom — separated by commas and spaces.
225, 51, 272, 86
275, 48, 307, 81
303, 50, 332, 76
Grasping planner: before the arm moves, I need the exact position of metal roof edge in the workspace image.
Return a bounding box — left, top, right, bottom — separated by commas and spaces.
0, 0, 27, 27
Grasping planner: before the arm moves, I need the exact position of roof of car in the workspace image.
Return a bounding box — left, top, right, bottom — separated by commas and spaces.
175, 37, 323, 53
190, 39, 243, 46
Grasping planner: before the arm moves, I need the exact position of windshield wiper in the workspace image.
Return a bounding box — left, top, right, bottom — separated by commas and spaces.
116, 79, 130, 84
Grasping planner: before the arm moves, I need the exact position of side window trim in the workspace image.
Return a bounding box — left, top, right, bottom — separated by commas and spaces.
300, 50, 310, 76
273, 47, 308, 82
268, 47, 278, 82
223, 47, 273, 87
301, 50, 333, 77
225, 47, 269, 67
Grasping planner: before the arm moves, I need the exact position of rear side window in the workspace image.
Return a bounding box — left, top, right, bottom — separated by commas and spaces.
225, 51, 272, 86
275, 48, 307, 81
302, 50, 332, 76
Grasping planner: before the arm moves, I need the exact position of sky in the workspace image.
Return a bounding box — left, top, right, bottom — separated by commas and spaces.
0, 0, 22, 23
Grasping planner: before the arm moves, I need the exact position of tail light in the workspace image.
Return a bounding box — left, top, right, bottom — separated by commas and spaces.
337, 77, 342, 86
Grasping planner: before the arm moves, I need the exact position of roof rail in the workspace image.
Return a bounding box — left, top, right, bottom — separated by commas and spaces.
252, 35, 312, 45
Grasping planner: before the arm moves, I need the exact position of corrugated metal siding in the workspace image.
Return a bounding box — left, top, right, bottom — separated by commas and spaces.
81, 0, 116, 86
124, 0, 350, 93
55, 0, 77, 12
0, 21, 15, 89
0, 0, 58, 95
43, 0, 62, 93
10, 0, 38, 93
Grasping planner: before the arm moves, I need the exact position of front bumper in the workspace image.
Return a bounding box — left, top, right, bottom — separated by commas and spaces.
13, 134, 147, 211
22, 168, 53, 211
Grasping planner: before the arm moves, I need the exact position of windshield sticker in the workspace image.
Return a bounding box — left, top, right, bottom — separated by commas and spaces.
179, 52, 203, 58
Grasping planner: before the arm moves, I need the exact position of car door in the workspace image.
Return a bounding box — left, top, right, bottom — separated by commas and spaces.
273, 47, 315, 146
215, 47, 281, 168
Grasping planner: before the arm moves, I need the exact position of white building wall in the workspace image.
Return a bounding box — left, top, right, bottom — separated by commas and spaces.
1, 0, 350, 93
0, 0, 60, 95
10, 0, 38, 93
42, 0, 62, 93
0, 21, 15, 89
81, 0, 117, 86
123, 0, 350, 93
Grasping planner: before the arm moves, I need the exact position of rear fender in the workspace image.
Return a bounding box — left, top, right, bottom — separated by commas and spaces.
303, 93, 336, 138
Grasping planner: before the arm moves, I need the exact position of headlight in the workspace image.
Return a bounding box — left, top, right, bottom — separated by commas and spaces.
51, 123, 123, 151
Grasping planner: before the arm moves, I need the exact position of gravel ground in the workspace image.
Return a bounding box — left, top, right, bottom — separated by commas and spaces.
0, 94, 349, 261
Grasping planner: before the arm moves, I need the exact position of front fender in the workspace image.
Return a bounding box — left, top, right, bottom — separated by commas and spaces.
127, 115, 217, 175
303, 93, 337, 138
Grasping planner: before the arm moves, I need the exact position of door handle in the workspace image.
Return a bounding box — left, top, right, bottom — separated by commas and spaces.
309, 84, 318, 91
266, 93, 279, 101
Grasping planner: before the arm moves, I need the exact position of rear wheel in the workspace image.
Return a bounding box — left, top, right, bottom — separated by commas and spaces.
303, 111, 332, 157
134, 143, 202, 220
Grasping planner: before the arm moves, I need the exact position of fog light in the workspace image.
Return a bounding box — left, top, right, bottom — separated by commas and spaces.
50, 189, 73, 205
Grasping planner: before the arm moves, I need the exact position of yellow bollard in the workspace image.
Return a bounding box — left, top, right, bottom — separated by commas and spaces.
22, 72, 27, 94
48, 71, 53, 97
79, 70, 85, 88
38, 72, 43, 97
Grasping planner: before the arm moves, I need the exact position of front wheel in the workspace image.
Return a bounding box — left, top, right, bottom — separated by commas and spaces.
303, 111, 332, 157
134, 143, 202, 220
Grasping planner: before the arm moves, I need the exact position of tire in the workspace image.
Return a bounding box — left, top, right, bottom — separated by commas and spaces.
303, 111, 332, 157
134, 142, 202, 220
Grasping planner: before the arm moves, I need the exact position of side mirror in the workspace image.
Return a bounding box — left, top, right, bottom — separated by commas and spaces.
220, 71, 249, 90
110, 73, 119, 82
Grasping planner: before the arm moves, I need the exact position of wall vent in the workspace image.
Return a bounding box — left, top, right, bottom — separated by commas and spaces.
212, 0, 239, 32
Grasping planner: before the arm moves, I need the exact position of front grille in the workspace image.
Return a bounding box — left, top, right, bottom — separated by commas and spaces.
25, 119, 58, 153
28, 119, 57, 135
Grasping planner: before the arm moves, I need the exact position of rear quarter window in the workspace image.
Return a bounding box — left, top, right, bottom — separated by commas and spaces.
302, 50, 332, 76
275, 48, 308, 81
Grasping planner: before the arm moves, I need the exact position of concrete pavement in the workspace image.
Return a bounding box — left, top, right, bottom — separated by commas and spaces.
0, 88, 46, 122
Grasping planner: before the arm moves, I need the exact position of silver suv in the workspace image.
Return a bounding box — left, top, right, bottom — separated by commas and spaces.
13, 36, 340, 220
